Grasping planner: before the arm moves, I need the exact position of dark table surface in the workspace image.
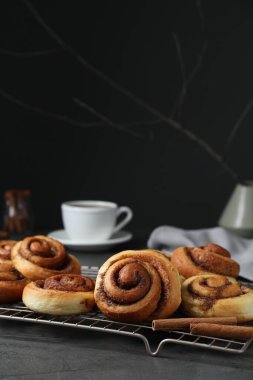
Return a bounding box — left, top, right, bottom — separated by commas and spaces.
1, 236, 253, 380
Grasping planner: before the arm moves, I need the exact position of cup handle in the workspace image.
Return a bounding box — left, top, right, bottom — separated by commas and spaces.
112, 206, 133, 234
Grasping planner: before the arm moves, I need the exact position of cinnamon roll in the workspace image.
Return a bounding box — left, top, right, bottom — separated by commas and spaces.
23, 274, 95, 315
182, 274, 253, 322
11, 236, 80, 280
171, 243, 240, 279
94, 249, 181, 323
0, 270, 28, 303
0, 240, 17, 272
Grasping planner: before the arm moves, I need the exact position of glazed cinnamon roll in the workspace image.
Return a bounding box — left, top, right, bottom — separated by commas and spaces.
0, 240, 17, 272
94, 249, 181, 323
23, 274, 95, 315
11, 236, 80, 280
182, 274, 253, 322
0, 270, 28, 303
171, 243, 240, 279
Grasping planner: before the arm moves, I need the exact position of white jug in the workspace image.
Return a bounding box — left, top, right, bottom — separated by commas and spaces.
218, 181, 253, 237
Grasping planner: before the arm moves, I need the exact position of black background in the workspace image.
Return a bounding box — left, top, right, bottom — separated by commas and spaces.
1, 0, 253, 238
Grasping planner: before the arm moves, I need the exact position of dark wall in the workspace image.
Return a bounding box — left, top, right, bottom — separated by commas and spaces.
1, 0, 253, 236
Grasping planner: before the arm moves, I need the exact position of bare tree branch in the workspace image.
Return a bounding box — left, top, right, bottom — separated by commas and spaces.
186, 41, 208, 86
0, 87, 101, 128
172, 34, 186, 83
120, 119, 162, 128
0, 47, 63, 58
73, 98, 145, 138
75, 96, 237, 176
74, 100, 235, 178
223, 97, 253, 155
170, 33, 187, 121
0, 87, 157, 137
171, 0, 207, 121
171, 40, 207, 120
23, 0, 237, 179
23, 0, 174, 117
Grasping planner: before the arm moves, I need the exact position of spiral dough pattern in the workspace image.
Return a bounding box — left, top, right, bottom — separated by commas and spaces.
11, 236, 80, 280
182, 274, 253, 322
23, 274, 95, 315
94, 249, 181, 323
171, 243, 240, 278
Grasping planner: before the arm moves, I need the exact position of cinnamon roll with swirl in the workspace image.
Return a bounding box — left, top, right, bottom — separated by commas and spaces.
94, 249, 181, 323
171, 243, 240, 279
23, 274, 95, 315
0, 270, 28, 303
182, 274, 253, 322
0, 240, 17, 272
11, 236, 80, 280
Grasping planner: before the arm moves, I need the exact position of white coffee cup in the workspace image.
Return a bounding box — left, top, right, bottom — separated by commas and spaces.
61, 200, 133, 242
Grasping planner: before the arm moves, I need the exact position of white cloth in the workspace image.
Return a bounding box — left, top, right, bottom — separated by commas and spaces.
147, 225, 253, 280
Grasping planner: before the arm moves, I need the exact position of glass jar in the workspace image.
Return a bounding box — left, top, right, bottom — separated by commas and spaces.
3, 189, 33, 236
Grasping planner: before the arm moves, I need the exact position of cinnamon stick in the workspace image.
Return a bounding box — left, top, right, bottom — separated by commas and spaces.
190, 323, 253, 340
152, 317, 237, 331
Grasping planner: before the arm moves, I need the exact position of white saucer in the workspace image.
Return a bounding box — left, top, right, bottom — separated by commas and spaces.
47, 229, 133, 251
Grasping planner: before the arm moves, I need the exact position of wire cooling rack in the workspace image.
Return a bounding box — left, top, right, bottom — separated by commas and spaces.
0, 266, 252, 357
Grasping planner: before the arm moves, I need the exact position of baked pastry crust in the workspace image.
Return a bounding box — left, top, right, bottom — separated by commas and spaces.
11, 235, 80, 280
0, 240, 17, 272
0, 270, 28, 303
171, 243, 240, 279
23, 274, 95, 315
181, 274, 253, 322
94, 249, 181, 323
161, 251, 185, 285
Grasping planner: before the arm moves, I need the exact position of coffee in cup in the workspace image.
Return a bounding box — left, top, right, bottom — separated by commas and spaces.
61, 200, 133, 242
